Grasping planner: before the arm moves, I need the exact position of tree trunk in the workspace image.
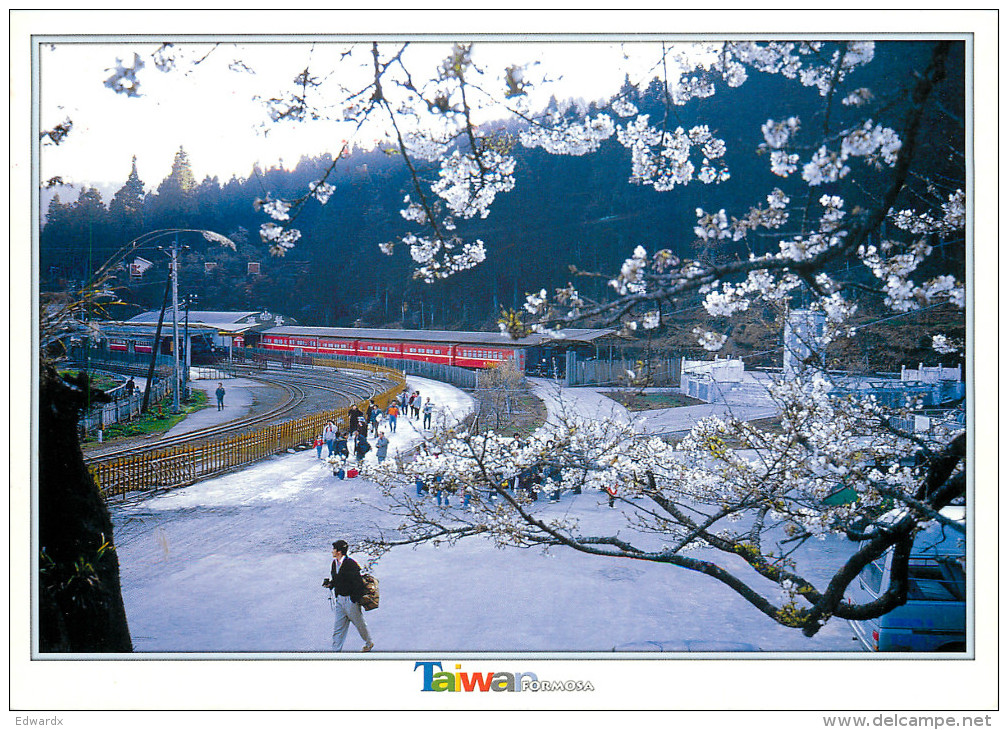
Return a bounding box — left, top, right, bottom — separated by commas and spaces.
38, 365, 132, 652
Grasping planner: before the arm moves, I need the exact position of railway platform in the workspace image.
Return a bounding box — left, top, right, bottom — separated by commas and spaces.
161, 377, 261, 439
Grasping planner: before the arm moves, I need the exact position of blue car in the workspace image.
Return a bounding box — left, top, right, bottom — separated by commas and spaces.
847, 505, 966, 652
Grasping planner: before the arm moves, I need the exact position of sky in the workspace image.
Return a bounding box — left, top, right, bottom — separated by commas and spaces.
38, 40, 673, 193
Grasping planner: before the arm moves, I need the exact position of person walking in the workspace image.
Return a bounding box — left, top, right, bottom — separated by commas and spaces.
375, 432, 389, 464
215, 382, 226, 411
354, 430, 371, 464
434, 476, 448, 506
124, 376, 136, 398
365, 401, 379, 437
422, 397, 434, 430
407, 391, 417, 419
323, 420, 336, 457
334, 430, 349, 462
348, 404, 363, 434
314, 434, 324, 459
386, 403, 399, 433
323, 540, 374, 652
412, 391, 422, 419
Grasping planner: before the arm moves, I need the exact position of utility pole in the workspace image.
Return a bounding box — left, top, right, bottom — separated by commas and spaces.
183, 293, 196, 399
170, 235, 181, 413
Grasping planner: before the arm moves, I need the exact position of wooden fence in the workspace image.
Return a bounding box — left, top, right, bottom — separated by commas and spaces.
89, 362, 406, 500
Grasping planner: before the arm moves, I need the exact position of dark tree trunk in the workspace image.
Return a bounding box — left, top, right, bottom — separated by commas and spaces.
38, 364, 132, 652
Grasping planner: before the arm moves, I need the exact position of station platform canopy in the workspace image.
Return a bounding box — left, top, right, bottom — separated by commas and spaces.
126, 310, 291, 336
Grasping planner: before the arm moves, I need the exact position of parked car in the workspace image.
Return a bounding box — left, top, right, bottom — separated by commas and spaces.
847, 505, 966, 652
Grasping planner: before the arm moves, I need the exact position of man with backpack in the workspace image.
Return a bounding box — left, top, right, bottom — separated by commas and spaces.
323, 540, 374, 652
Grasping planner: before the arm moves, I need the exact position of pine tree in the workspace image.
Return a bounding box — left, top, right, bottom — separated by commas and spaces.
165, 145, 196, 192
109, 155, 145, 220
149, 145, 197, 225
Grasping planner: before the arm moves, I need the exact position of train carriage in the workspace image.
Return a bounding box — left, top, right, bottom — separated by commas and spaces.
259, 326, 533, 371
360, 340, 406, 361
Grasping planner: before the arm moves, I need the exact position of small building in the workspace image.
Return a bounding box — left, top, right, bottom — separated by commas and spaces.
783, 309, 827, 380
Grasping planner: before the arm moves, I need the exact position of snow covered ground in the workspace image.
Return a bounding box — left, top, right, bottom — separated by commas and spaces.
110, 375, 861, 654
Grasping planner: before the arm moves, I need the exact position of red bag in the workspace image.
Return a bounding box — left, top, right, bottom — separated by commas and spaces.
346, 468, 359, 478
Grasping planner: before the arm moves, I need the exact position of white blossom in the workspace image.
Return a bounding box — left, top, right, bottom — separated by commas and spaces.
694, 208, 731, 242
524, 288, 548, 315
610, 97, 639, 117
263, 198, 291, 221
842, 88, 874, 107
693, 327, 728, 351
260, 223, 301, 254
802, 146, 850, 186
761, 117, 800, 149
609, 245, 648, 295
431, 150, 516, 219
931, 334, 962, 355
310, 180, 335, 205
520, 113, 615, 156
770, 150, 799, 177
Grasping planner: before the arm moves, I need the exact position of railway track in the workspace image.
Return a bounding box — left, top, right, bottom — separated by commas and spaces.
85, 365, 395, 465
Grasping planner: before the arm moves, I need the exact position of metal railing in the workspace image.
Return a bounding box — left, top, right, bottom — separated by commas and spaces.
241, 346, 478, 389
65, 345, 175, 377
80, 378, 174, 435
88, 360, 405, 500
567, 357, 680, 387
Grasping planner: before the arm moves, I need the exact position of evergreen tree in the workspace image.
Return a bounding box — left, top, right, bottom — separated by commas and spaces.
148, 145, 197, 225
109, 155, 146, 243
165, 145, 196, 192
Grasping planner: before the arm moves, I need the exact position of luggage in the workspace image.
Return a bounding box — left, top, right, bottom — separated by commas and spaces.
359, 573, 379, 611
334, 468, 345, 479
346, 468, 359, 478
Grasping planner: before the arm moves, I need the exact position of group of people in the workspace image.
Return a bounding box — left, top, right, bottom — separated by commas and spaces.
400, 389, 435, 430
315, 399, 392, 467
411, 435, 580, 509
311, 386, 441, 471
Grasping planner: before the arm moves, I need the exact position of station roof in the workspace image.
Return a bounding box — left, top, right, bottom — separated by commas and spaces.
263, 325, 616, 347
123, 310, 293, 335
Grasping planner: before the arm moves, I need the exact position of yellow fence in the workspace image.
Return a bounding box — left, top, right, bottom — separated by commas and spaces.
89, 362, 406, 499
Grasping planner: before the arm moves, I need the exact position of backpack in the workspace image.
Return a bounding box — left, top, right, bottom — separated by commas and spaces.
359, 573, 380, 611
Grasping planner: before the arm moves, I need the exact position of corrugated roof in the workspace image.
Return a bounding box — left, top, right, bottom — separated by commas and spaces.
263, 325, 615, 346
128, 310, 261, 327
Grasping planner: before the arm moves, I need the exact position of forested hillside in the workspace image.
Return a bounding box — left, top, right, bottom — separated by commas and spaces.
39, 41, 963, 369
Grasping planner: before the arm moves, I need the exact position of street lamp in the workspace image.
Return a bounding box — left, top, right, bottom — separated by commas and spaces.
182, 293, 199, 398
84, 227, 234, 416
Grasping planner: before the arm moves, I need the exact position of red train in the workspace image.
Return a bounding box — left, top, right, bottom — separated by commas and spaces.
259, 326, 527, 370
